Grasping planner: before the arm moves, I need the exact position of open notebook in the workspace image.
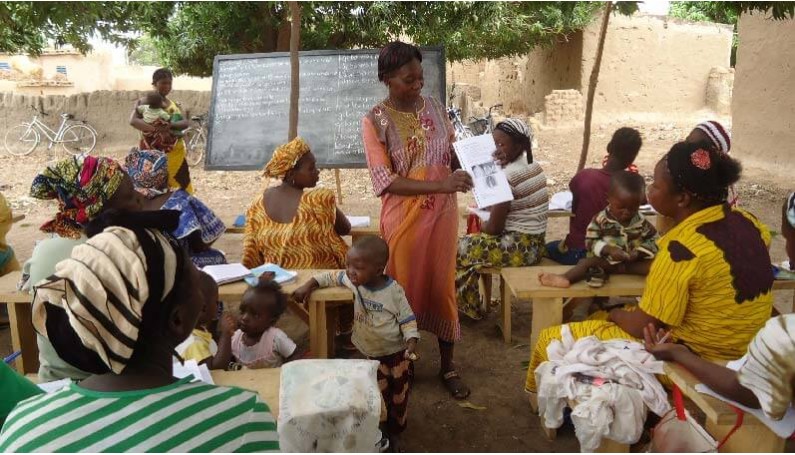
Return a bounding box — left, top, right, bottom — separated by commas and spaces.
202, 263, 251, 285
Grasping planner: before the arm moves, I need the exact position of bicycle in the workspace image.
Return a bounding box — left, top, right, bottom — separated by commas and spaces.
468, 103, 503, 136
447, 84, 473, 141
4, 106, 97, 156
183, 114, 207, 167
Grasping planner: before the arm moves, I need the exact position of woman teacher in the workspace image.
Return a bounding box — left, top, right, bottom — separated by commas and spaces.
362, 41, 474, 399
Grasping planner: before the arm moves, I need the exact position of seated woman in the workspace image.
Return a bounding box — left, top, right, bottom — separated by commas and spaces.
525, 142, 775, 398
0, 211, 278, 452
242, 137, 350, 270
124, 149, 227, 267
545, 128, 642, 265
455, 119, 548, 320
24, 155, 144, 381
784, 192, 795, 269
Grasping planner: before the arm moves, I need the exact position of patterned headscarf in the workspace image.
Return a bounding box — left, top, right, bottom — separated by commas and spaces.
124, 149, 169, 199
494, 118, 534, 145
263, 137, 311, 179
30, 156, 124, 239
737, 315, 795, 421
32, 214, 183, 374
694, 120, 731, 154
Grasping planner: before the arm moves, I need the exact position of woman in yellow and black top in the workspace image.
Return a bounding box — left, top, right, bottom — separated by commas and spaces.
525, 141, 774, 393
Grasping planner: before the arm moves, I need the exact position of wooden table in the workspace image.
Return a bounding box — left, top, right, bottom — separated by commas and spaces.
664, 361, 786, 452
0, 271, 38, 374
218, 269, 353, 359
212, 368, 281, 418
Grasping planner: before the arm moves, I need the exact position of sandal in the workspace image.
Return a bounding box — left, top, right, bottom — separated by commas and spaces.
440, 370, 471, 400
585, 266, 608, 288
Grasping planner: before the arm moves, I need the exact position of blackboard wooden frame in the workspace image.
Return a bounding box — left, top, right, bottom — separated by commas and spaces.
205, 46, 446, 171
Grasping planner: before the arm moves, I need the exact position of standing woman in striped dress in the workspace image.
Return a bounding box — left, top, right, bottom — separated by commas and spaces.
455, 119, 549, 320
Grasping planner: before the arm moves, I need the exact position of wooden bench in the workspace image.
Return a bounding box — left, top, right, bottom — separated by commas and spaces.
225, 218, 381, 244
664, 361, 787, 452
500, 265, 795, 352
219, 269, 353, 359
0, 271, 37, 374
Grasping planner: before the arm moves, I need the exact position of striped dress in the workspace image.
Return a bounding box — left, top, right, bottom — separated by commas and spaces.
241, 188, 348, 269
0, 377, 279, 453
455, 155, 548, 320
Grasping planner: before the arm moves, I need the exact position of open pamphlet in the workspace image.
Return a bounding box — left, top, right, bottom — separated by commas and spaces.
202, 263, 251, 285
453, 134, 514, 208
172, 359, 214, 384
245, 263, 298, 286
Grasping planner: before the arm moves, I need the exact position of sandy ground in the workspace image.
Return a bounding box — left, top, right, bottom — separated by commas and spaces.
1, 118, 793, 452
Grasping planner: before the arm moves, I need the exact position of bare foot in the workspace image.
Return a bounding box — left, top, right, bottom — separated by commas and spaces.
538, 272, 571, 288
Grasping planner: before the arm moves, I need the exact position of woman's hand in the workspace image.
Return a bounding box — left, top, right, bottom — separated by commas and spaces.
440, 170, 474, 194
643, 323, 687, 361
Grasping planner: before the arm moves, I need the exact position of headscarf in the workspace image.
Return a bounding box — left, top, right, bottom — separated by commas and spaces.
694, 120, 731, 154
494, 118, 533, 145
263, 137, 311, 179
32, 211, 183, 374
737, 315, 795, 421
124, 149, 168, 199
30, 156, 124, 239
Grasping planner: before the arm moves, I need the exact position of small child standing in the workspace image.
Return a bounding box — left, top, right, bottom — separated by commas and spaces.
293, 235, 420, 450
215, 277, 297, 369
540, 171, 659, 288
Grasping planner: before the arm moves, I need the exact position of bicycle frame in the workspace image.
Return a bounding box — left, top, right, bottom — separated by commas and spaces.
26, 115, 71, 148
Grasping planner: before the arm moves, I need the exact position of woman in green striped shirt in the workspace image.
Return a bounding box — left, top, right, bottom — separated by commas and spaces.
0, 211, 279, 452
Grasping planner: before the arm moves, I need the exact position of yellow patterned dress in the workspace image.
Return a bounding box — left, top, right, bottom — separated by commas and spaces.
241, 188, 348, 269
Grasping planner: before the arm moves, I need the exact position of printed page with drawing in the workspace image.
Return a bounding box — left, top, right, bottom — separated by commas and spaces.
453, 134, 514, 208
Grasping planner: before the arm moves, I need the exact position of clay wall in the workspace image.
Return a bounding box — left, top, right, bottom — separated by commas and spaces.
580, 14, 733, 121
731, 12, 795, 173
0, 90, 211, 153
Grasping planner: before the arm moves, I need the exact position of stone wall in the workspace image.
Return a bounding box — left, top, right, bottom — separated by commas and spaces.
0, 90, 211, 153
543, 90, 584, 126
731, 12, 795, 174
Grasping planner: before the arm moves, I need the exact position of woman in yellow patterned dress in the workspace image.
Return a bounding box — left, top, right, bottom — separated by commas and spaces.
241, 137, 350, 270
525, 142, 775, 397
129, 68, 194, 194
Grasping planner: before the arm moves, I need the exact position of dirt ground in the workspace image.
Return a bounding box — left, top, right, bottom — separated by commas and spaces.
1, 118, 793, 452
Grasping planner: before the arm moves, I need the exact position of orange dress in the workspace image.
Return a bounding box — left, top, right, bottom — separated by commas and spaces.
362, 96, 461, 342
241, 188, 348, 269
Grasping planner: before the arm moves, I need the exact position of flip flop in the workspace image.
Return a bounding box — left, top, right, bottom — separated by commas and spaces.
585, 266, 608, 288
440, 370, 471, 400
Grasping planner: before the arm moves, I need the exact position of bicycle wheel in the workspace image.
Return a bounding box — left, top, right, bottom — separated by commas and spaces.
4, 124, 40, 156
60, 124, 96, 155
184, 127, 206, 167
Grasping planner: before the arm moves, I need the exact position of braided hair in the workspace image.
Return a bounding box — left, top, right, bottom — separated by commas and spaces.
665, 141, 741, 206
243, 276, 289, 323
377, 42, 422, 83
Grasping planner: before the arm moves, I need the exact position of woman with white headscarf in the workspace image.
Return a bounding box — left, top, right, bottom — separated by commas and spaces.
0, 211, 279, 453
455, 119, 549, 320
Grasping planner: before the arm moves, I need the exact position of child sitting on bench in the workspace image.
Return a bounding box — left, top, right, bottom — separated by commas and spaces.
540, 171, 658, 288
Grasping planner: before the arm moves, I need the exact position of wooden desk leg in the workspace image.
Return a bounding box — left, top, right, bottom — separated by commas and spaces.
325, 305, 338, 359
530, 297, 564, 355
500, 278, 511, 344
309, 300, 328, 359
706, 418, 785, 453
9, 301, 39, 375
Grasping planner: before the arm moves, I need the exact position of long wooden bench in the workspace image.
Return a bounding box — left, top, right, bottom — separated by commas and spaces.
500, 265, 795, 351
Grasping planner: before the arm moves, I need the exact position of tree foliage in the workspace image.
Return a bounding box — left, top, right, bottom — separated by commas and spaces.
139, 1, 616, 77
670, 1, 794, 23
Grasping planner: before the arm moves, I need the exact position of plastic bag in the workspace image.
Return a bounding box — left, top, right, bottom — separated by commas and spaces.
648, 386, 717, 453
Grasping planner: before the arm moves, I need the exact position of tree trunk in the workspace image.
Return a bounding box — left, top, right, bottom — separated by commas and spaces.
577, 2, 613, 172
288, 1, 300, 141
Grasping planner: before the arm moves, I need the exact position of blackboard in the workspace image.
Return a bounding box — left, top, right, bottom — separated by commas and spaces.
205, 47, 446, 170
